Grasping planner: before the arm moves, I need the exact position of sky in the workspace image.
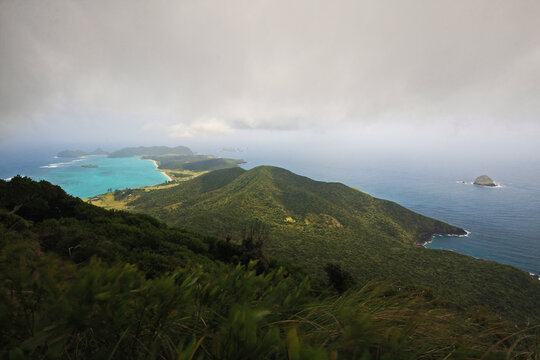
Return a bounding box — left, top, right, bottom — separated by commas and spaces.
1, 0, 539, 157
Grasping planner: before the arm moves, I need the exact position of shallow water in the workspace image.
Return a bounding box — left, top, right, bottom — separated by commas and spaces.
1, 152, 168, 199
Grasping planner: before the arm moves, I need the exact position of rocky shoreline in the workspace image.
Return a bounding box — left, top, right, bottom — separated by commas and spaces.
418, 227, 468, 246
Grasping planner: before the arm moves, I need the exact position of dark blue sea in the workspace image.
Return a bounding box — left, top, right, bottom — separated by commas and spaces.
1, 144, 539, 275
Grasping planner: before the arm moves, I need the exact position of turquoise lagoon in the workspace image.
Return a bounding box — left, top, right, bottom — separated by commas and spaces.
27, 155, 168, 199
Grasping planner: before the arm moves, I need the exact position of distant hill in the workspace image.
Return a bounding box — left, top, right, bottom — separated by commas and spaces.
145, 154, 246, 172
126, 166, 540, 321
57, 149, 88, 157
57, 147, 109, 157
57, 145, 241, 174
89, 147, 108, 155
108, 145, 193, 158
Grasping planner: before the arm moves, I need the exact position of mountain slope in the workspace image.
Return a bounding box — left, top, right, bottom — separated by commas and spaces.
130, 166, 463, 242
126, 166, 540, 321
2, 177, 537, 358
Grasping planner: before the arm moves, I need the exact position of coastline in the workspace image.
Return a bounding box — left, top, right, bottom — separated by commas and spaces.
418, 228, 469, 247
149, 159, 173, 182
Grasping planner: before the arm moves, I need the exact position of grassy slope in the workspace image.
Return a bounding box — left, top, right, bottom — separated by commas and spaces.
127, 166, 540, 322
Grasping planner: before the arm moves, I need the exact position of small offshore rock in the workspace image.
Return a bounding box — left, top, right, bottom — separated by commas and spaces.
473, 175, 496, 187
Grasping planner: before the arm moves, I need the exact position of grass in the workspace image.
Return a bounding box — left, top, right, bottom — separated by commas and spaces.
84, 168, 209, 210
164, 169, 209, 180
86, 192, 132, 210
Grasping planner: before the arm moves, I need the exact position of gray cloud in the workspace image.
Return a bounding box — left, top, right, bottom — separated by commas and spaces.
1, 0, 539, 141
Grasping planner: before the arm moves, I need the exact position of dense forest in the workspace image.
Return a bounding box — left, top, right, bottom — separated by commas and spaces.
143, 155, 244, 173
1, 176, 539, 359
115, 166, 540, 322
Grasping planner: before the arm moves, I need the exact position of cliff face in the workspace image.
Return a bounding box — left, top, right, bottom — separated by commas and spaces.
474, 175, 497, 186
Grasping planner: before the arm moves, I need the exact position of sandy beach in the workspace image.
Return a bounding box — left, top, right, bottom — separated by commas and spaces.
150, 159, 173, 181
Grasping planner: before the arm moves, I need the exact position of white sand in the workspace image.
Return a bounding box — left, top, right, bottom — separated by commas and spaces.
150, 159, 172, 181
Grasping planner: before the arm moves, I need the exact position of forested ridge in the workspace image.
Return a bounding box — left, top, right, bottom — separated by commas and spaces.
1, 176, 539, 359
120, 166, 540, 322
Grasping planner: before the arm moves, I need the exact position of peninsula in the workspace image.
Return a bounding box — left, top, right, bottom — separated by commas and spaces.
58, 145, 245, 183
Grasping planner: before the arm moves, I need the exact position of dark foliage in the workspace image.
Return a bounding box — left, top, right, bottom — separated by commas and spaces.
144, 154, 244, 172
113, 188, 134, 201
0, 176, 211, 277
325, 263, 355, 294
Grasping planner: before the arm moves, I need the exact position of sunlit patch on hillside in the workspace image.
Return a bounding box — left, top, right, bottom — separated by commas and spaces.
304, 213, 343, 228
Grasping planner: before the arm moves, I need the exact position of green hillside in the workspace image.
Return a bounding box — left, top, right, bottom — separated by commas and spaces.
1, 176, 539, 359
145, 154, 245, 172
126, 166, 540, 322
108, 145, 193, 158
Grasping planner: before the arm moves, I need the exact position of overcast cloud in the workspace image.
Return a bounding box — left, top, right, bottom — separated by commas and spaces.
1, 0, 539, 144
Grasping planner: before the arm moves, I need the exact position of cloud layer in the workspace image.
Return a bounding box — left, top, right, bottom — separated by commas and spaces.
1, 0, 539, 141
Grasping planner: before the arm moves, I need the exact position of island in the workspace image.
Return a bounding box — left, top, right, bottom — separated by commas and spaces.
108, 145, 244, 182
57, 149, 88, 157
57, 147, 109, 157
108, 145, 192, 158
473, 174, 497, 187
58, 145, 245, 186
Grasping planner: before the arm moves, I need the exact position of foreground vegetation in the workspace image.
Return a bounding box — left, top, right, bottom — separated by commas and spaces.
1, 176, 539, 359
121, 166, 540, 322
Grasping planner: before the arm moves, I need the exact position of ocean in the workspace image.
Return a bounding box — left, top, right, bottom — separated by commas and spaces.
0, 148, 168, 199
1, 145, 539, 275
